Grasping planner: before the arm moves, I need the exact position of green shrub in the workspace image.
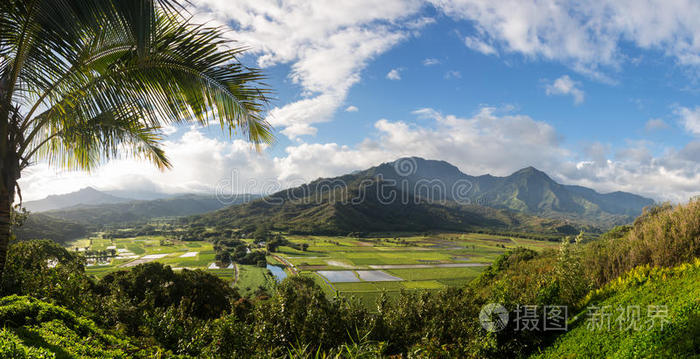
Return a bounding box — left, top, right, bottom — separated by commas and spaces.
1, 240, 96, 315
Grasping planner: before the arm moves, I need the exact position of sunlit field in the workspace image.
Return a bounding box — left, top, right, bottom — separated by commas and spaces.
67, 232, 558, 308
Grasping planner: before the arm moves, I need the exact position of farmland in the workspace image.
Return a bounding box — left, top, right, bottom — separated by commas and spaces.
64, 232, 560, 308
274, 233, 559, 307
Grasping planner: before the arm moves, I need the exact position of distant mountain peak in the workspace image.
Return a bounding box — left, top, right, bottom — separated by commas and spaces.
513, 166, 548, 176
381, 157, 465, 178
24, 187, 129, 213
77, 186, 101, 193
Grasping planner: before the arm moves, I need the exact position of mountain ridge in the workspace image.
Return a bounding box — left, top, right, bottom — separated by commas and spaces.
369, 157, 654, 223
44, 193, 259, 227
189, 157, 650, 234
23, 187, 130, 212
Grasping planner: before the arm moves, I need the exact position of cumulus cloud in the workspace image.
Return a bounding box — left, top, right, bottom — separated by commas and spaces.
20, 107, 700, 203
675, 106, 700, 136
19, 127, 276, 200
345, 105, 359, 112
546, 75, 585, 104
266, 94, 341, 138
190, 0, 425, 139
430, 0, 700, 79
386, 68, 402, 80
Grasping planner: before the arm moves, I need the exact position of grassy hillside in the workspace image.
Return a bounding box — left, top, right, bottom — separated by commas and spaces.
532, 260, 700, 358
0, 295, 164, 358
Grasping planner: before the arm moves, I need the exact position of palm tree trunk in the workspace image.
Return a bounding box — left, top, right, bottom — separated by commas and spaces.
0, 69, 13, 281
0, 153, 18, 281
0, 183, 10, 280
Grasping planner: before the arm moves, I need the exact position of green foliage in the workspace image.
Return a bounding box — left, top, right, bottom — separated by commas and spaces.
95, 263, 238, 334
0, 240, 96, 315
554, 234, 590, 308
583, 199, 700, 287
0, 328, 54, 359
1, 196, 699, 358
213, 237, 267, 266
0, 295, 164, 358
533, 259, 700, 358
251, 276, 354, 355
12, 214, 87, 243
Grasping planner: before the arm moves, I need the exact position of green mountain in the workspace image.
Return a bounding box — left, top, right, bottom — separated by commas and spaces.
189, 158, 653, 234
367, 158, 654, 225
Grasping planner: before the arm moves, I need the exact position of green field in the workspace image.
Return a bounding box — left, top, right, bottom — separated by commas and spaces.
275, 233, 559, 308
67, 232, 559, 306
236, 265, 277, 297
67, 234, 283, 296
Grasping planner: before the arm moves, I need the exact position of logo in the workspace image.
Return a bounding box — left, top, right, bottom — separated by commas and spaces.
479, 303, 509, 332
393, 157, 417, 176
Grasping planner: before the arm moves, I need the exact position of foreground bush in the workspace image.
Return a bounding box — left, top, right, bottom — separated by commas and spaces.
584, 199, 700, 286
533, 259, 700, 358
0, 295, 167, 358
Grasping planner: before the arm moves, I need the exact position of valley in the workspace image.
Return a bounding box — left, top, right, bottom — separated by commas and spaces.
20, 158, 646, 310
65, 229, 559, 308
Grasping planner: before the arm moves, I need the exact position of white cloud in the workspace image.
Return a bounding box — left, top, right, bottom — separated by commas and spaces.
675, 106, 700, 136
545, 75, 585, 105
161, 124, 179, 136
386, 68, 402, 80
645, 118, 670, 131
266, 93, 340, 139
430, 0, 700, 79
464, 36, 497, 55
422, 57, 441, 66
19, 127, 276, 200
444, 70, 462, 79
191, 0, 424, 139
20, 107, 700, 203
406, 16, 436, 30
345, 105, 359, 112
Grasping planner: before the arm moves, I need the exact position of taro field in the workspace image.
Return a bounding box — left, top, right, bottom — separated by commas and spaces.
272, 233, 560, 308
65, 232, 558, 309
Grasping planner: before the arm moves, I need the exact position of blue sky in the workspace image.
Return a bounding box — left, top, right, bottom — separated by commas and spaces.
264, 15, 694, 155
21, 0, 700, 202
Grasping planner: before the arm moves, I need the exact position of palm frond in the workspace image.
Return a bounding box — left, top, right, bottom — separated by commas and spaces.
1, 0, 273, 173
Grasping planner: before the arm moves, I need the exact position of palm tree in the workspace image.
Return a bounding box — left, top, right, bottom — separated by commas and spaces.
0, 0, 273, 278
